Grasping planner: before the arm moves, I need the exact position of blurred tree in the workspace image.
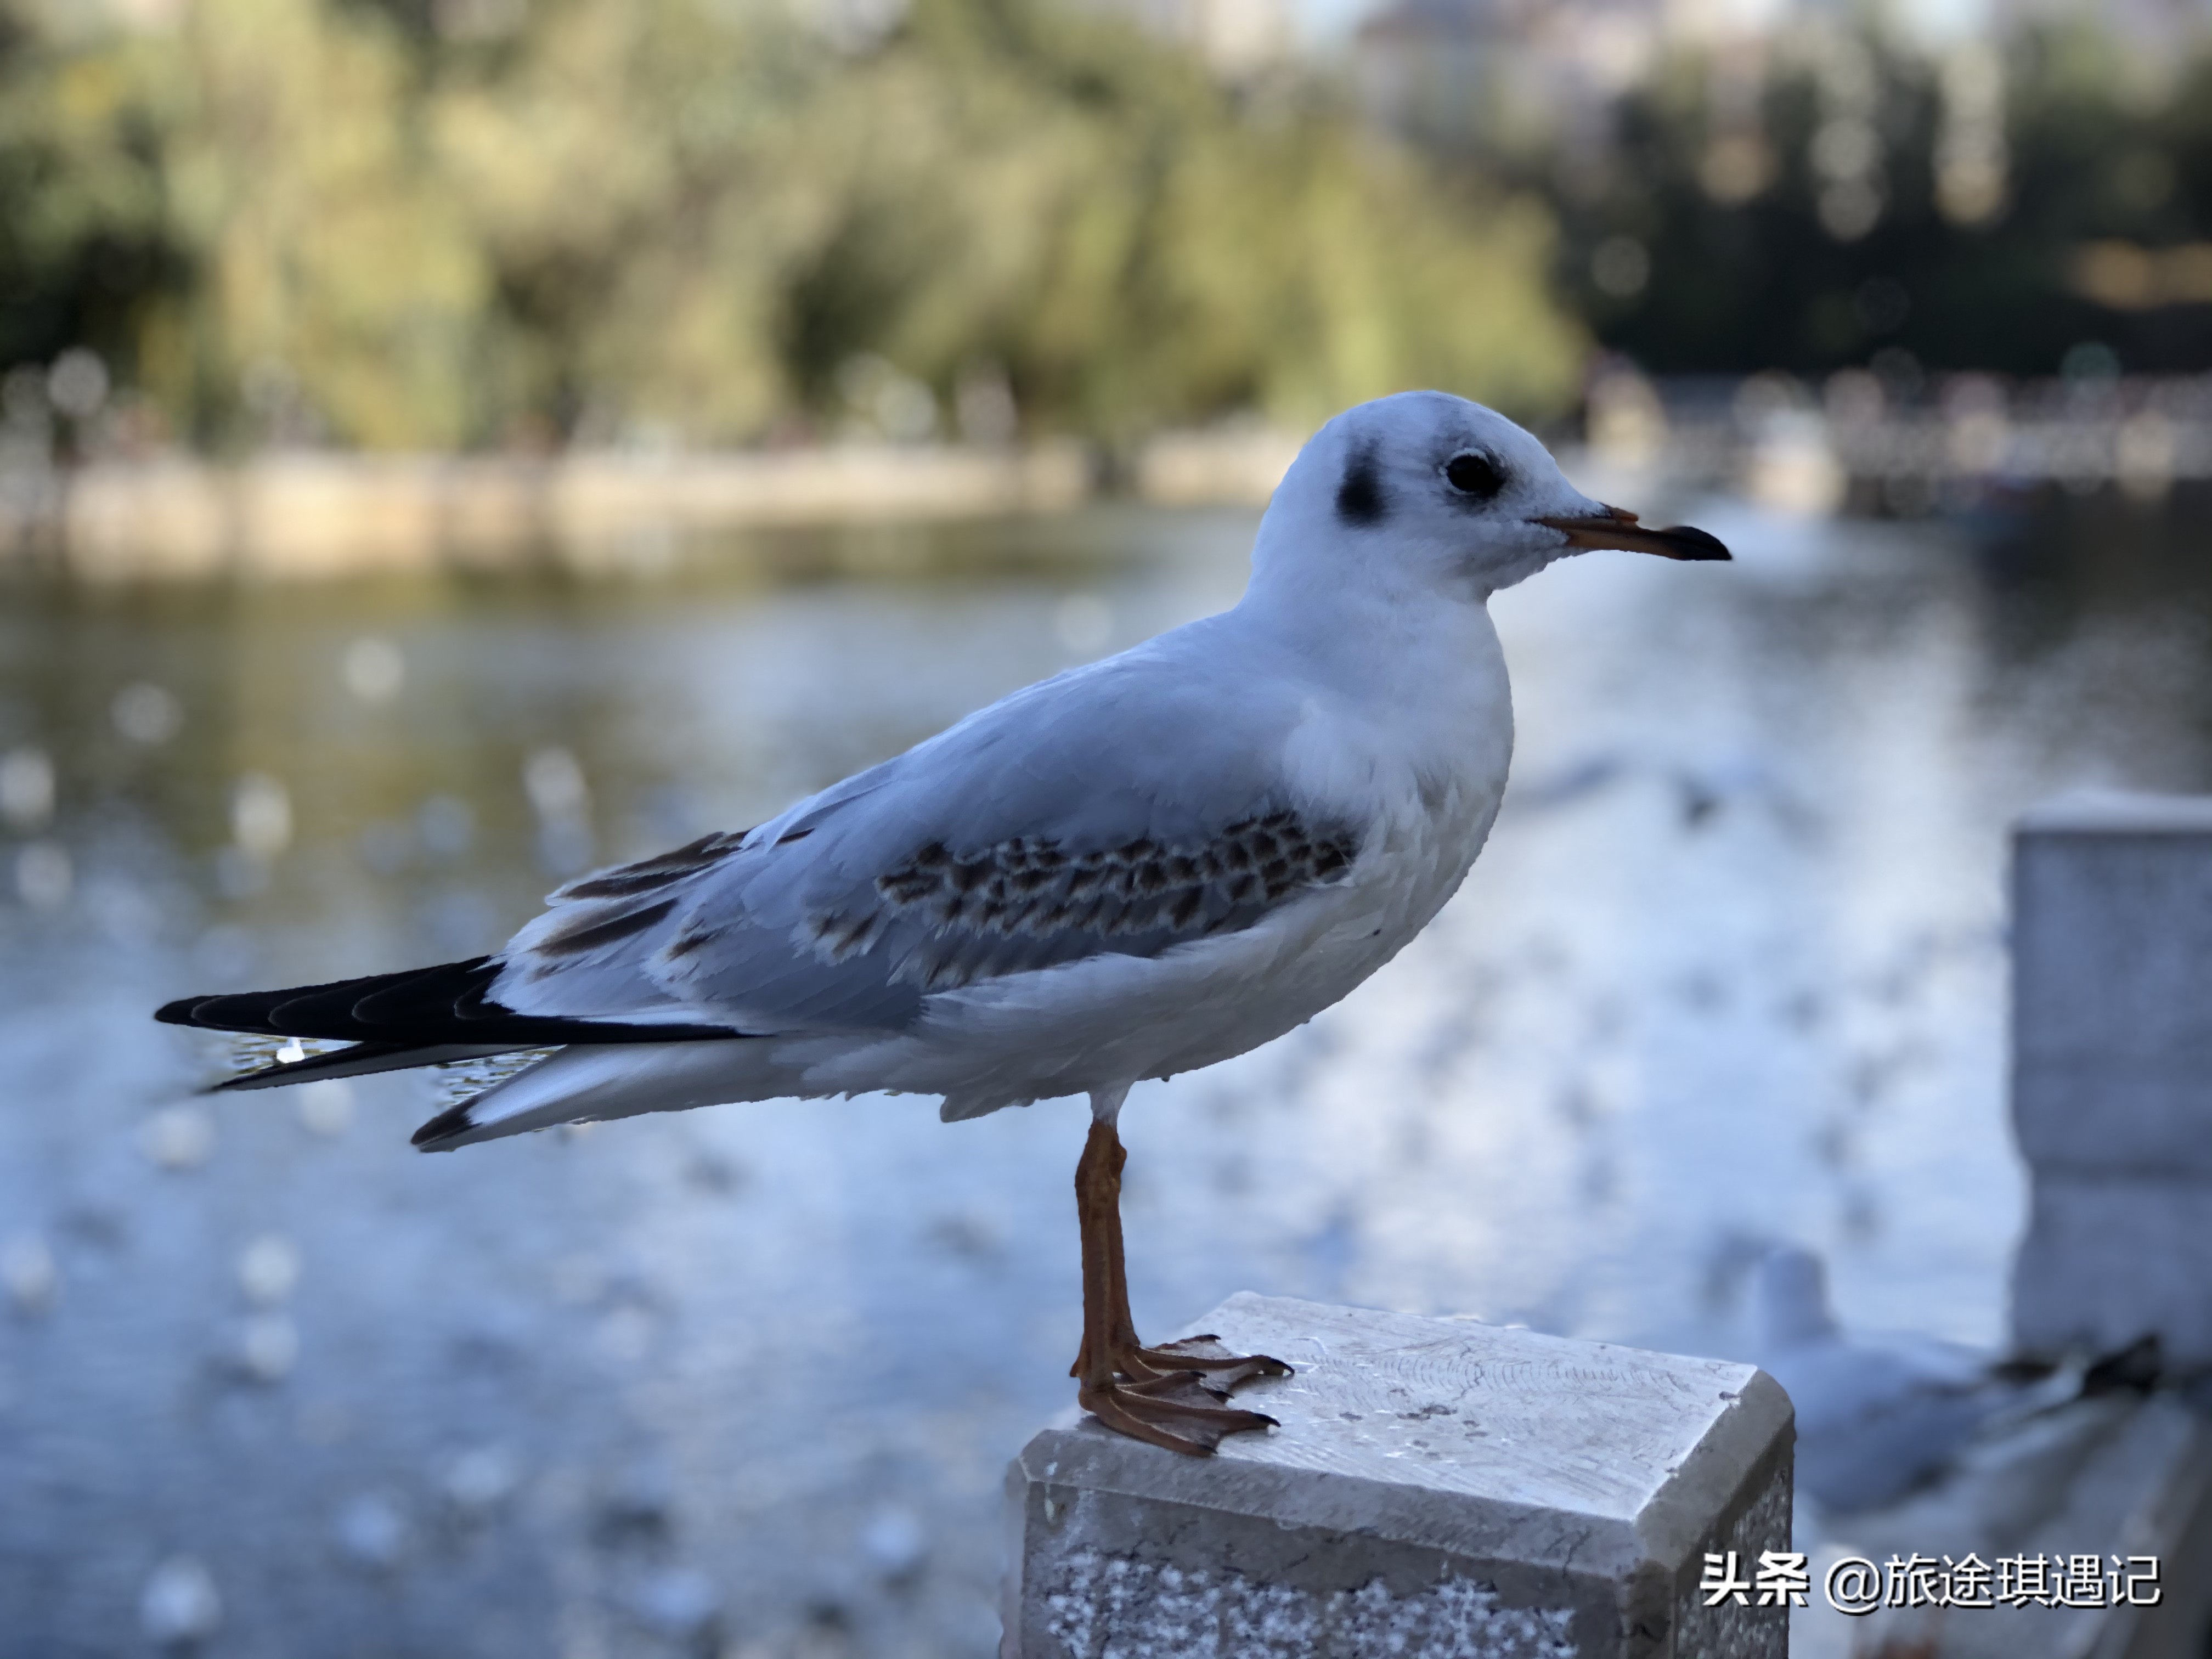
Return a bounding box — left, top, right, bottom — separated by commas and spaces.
1, 0, 488, 448
0, 7, 190, 419
425, 0, 823, 444
764, 0, 1579, 440
1529, 19, 2212, 380
0, 0, 1581, 450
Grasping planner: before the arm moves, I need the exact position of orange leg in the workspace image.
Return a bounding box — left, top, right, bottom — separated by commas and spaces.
1069, 1108, 1290, 1455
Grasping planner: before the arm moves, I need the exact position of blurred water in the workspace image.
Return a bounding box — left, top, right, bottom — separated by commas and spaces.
3, 490, 2209, 1657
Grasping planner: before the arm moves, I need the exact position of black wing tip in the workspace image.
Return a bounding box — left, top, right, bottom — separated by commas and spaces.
2084, 1332, 2163, 1395
411, 1103, 475, 1150
157, 957, 744, 1051
207, 1069, 289, 1096
209, 1041, 411, 1093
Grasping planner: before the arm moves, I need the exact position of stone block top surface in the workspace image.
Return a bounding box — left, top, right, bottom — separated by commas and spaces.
2016, 788, 2212, 835
1017, 1294, 1791, 1583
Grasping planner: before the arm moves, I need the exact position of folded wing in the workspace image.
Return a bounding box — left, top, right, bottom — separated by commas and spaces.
497, 629, 1366, 1034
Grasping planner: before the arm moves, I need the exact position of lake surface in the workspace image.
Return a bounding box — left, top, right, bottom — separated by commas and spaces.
3, 485, 2208, 1657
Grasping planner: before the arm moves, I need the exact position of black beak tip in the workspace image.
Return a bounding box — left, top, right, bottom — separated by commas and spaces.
1663, 525, 1731, 562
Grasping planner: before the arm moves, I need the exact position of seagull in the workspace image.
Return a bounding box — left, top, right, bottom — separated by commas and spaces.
1751, 1246, 2001, 1513
1747, 1246, 2162, 1514
156, 391, 1727, 1455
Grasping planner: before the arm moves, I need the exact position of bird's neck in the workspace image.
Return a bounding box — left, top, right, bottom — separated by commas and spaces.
1235, 569, 1508, 717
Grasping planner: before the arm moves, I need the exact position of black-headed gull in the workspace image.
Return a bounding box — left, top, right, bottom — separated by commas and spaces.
1753, 1246, 2000, 1513
158, 391, 1727, 1455
1752, 1245, 2160, 1515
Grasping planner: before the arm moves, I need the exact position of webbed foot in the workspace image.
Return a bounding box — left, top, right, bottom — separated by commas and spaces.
1079, 1372, 1282, 1455
1077, 1334, 1292, 1455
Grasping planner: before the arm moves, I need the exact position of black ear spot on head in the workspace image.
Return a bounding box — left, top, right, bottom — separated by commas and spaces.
1335, 442, 1386, 527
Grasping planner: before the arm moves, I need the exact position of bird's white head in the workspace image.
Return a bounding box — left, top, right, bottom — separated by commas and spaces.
1250, 390, 1728, 605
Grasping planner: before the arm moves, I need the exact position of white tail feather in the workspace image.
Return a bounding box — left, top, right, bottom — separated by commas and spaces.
418, 1040, 765, 1150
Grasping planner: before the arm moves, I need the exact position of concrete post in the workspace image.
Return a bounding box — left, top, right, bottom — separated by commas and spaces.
1003, 1294, 1794, 1658
2010, 791, 2212, 1365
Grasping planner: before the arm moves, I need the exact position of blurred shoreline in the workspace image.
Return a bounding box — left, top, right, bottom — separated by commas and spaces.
0, 442, 1093, 581
7, 373, 2211, 579
1589, 369, 2212, 518
0, 431, 1306, 579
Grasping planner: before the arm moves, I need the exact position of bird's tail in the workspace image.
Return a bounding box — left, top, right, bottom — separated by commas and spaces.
409, 1040, 769, 1151
155, 956, 741, 1094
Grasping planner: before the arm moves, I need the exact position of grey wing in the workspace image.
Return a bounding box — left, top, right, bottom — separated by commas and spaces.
491, 635, 1365, 1034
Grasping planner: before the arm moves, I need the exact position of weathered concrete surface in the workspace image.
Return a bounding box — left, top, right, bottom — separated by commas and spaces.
2011, 792, 2212, 1365
1003, 1294, 1794, 1658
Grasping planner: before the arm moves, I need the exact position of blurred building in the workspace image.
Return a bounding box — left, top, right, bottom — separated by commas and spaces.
1985, 0, 2212, 55
1352, 0, 1790, 155
1351, 0, 2208, 155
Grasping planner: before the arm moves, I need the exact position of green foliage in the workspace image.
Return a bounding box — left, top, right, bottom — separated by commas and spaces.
1531, 20, 2212, 379
721, 0, 1584, 441
0, 0, 1582, 450
1, 0, 489, 447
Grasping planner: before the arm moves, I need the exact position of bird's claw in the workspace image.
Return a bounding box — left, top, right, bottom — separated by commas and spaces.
1079, 1336, 1292, 1454
1079, 1373, 1281, 1456
1133, 1335, 1293, 1393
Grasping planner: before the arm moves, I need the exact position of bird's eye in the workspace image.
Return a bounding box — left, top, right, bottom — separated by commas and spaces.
1444, 452, 1504, 499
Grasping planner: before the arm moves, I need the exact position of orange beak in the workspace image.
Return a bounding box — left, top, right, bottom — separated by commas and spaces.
1536, 505, 1730, 562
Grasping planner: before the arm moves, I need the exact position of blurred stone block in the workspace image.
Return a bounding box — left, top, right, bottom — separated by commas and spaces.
2011, 792, 2212, 1365
1002, 1293, 1793, 1658
2014, 1175, 2212, 1364
2012, 791, 2212, 1176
